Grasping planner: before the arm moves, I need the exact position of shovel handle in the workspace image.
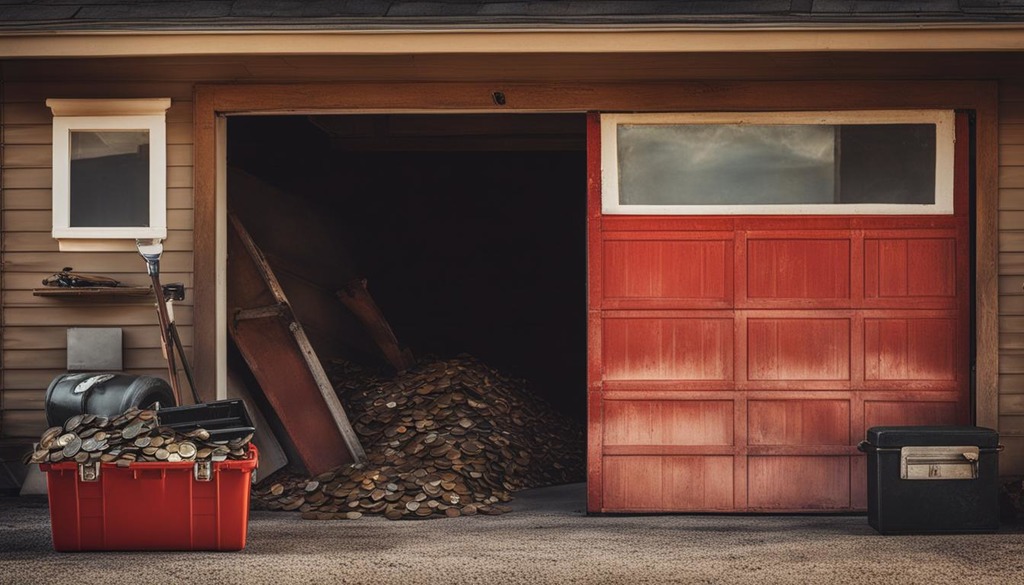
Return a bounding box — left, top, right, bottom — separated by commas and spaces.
150, 272, 183, 406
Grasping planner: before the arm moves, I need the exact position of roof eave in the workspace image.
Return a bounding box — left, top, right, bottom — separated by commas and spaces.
3, 22, 1024, 58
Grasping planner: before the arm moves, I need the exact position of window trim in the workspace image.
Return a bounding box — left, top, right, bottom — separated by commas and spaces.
49, 99, 170, 243
600, 110, 956, 215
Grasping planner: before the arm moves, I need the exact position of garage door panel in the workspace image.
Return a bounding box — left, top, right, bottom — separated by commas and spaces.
746, 238, 851, 301
747, 400, 850, 446
864, 318, 957, 381
603, 455, 734, 511
747, 456, 851, 510
851, 456, 868, 511
863, 400, 962, 428
663, 456, 735, 510
602, 382, 739, 393
603, 456, 663, 510
604, 400, 734, 446
860, 380, 964, 392
864, 237, 957, 300
603, 317, 733, 380
747, 318, 851, 381
603, 239, 732, 307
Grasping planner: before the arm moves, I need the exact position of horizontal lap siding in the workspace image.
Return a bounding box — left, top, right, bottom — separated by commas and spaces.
1, 82, 195, 438
1000, 83, 1024, 474
0, 67, 1018, 482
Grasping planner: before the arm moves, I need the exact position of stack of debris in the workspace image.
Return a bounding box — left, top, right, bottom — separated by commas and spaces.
251, 355, 584, 520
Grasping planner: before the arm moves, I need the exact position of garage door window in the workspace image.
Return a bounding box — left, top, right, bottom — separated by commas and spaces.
602, 111, 954, 215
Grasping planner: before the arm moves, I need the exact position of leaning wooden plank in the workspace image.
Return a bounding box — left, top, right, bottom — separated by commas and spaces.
228, 167, 414, 370
337, 278, 415, 371
227, 213, 365, 473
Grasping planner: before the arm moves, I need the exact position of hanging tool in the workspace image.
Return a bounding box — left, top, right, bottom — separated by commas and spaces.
137, 239, 202, 405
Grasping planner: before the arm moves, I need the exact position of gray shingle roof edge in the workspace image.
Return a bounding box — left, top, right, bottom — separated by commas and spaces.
1, 1, 1024, 32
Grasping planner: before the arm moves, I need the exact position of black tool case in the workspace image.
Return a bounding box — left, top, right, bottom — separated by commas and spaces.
45, 373, 175, 427
157, 399, 256, 442
858, 426, 1001, 534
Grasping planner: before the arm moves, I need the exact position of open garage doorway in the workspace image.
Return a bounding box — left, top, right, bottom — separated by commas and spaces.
225, 113, 588, 516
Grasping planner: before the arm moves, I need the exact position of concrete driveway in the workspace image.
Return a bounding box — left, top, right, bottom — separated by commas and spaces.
1, 483, 1022, 585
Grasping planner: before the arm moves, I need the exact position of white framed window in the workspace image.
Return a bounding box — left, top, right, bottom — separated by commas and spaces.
601, 110, 955, 215
48, 98, 171, 247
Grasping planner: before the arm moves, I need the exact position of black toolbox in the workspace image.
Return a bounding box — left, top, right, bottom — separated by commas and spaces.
157, 399, 255, 442
858, 426, 1001, 534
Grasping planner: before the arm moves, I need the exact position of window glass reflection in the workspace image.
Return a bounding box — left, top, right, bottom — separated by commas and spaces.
69, 130, 150, 227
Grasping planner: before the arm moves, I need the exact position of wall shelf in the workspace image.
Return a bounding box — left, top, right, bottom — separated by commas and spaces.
33, 286, 153, 298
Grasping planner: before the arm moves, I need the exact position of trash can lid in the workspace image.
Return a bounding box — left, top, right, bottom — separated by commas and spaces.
866, 426, 999, 448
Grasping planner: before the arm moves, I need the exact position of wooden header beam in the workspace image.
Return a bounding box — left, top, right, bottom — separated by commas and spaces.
192, 79, 999, 428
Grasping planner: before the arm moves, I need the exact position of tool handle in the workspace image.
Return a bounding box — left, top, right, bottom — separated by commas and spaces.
150, 272, 183, 407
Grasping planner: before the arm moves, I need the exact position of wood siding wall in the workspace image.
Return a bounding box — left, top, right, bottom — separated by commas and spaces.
0, 81, 194, 438
0, 57, 1020, 475
999, 82, 1024, 473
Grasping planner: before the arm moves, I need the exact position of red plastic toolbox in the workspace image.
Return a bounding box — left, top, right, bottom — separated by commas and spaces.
41, 445, 258, 551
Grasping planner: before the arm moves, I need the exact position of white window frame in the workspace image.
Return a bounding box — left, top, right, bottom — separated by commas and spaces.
48, 98, 170, 244
601, 110, 956, 215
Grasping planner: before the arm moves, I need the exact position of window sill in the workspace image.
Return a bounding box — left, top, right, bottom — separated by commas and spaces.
55, 238, 164, 252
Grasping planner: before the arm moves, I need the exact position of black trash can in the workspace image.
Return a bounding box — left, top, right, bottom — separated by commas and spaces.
858, 426, 1001, 534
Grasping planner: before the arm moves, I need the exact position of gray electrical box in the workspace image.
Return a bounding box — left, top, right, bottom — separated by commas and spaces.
67, 327, 122, 371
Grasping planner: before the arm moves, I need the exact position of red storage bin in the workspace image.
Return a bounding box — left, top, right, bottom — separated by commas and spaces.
41, 445, 258, 551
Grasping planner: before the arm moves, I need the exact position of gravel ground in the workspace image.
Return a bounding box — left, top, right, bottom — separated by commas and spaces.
1, 483, 1023, 585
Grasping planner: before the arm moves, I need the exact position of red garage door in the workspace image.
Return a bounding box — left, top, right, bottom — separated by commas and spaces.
587, 111, 971, 512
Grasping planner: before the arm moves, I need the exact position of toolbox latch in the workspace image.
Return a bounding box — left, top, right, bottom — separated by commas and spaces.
194, 460, 213, 482
900, 446, 979, 480
78, 461, 101, 482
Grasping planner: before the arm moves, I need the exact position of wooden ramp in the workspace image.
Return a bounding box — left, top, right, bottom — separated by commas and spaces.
227, 213, 365, 474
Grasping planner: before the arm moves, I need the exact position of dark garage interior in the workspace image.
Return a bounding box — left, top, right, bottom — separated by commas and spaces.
226, 113, 588, 423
